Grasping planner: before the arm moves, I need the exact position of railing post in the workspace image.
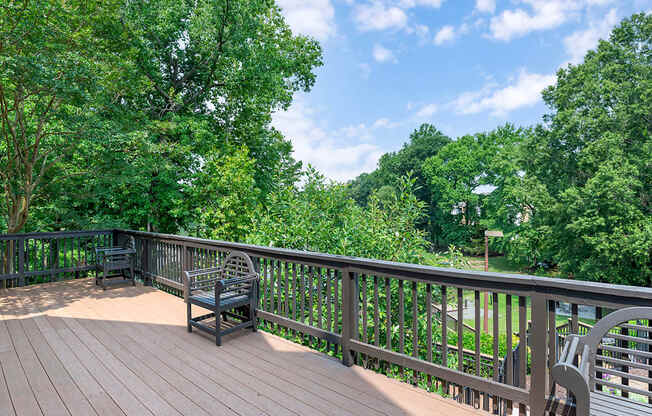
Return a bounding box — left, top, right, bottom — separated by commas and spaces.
17, 238, 25, 287
530, 293, 548, 415
341, 267, 358, 367
142, 237, 151, 285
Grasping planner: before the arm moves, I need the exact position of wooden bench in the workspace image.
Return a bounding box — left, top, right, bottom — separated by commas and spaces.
551, 307, 652, 416
183, 251, 259, 346
95, 236, 136, 290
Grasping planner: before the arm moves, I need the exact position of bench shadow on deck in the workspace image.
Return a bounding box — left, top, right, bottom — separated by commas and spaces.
0, 279, 483, 416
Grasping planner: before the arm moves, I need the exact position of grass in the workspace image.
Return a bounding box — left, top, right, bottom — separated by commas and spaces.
422, 254, 586, 335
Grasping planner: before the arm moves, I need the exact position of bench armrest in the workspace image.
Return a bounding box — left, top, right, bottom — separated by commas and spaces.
551, 335, 590, 415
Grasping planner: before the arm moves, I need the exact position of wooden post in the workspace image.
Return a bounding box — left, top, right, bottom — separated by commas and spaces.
529, 293, 548, 416
143, 237, 151, 285
341, 268, 358, 367
18, 238, 25, 287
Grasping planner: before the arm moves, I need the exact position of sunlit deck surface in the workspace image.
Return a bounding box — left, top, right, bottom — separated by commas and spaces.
0, 279, 483, 416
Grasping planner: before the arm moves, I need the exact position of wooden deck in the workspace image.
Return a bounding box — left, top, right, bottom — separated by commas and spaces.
0, 279, 483, 416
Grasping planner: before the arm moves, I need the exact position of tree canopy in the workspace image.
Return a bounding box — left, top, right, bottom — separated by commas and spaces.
1, 4, 649, 286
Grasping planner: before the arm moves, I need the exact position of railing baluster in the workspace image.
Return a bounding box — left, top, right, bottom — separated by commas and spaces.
505, 294, 513, 414
442, 285, 448, 395
571, 303, 579, 335
361, 274, 368, 367
282, 262, 289, 336
412, 281, 418, 385
308, 266, 314, 336
399, 279, 405, 379
385, 276, 392, 373
518, 296, 527, 415
458, 287, 464, 402
548, 299, 557, 399
475, 290, 481, 408
648, 318, 652, 404
374, 275, 380, 363
292, 263, 298, 336
492, 292, 499, 414
426, 283, 433, 390
300, 264, 306, 328
621, 325, 630, 398
326, 267, 332, 352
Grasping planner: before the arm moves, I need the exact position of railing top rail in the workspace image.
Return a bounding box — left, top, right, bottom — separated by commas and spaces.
120, 229, 652, 304
0, 229, 113, 240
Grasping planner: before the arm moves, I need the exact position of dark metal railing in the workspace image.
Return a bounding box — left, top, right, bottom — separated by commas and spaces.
3, 228, 652, 416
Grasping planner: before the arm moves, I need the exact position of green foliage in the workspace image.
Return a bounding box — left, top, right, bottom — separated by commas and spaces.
190, 146, 260, 242
0, 0, 123, 232
422, 125, 525, 249
349, 124, 451, 245
506, 13, 652, 285
5, 0, 321, 235
248, 169, 430, 264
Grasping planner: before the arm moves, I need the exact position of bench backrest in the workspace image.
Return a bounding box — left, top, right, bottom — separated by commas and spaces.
584, 307, 652, 402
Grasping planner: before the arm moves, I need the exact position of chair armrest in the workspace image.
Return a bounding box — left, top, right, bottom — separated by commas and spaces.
551, 335, 590, 415
183, 267, 224, 302
216, 273, 259, 291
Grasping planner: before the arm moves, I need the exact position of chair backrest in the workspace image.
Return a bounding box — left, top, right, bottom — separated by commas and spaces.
584, 307, 652, 402
220, 251, 256, 280
124, 236, 136, 250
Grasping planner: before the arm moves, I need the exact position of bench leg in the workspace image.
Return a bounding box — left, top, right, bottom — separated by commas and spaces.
250, 300, 257, 332
187, 303, 192, 333
215, 308, 222, 346
102, 264, 107, 290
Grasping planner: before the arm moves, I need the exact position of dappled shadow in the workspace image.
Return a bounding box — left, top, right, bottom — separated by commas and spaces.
0, 280, 480, 416
0, 277, 159, 317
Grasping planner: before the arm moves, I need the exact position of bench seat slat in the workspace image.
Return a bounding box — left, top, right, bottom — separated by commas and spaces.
591, 392, 652, 416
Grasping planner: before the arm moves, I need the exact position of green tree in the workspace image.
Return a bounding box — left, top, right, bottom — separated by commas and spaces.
0, 0, 121, 233
512, 13, 651, 284
349, 123, 451, 245
190, 146, 260, 242
105, 0, 320, 231
422, 125, 525, 250
15, 0, 321, 234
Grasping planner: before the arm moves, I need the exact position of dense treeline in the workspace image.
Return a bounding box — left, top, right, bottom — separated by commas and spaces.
350, 13, 651, 286
1, 2, 650, 286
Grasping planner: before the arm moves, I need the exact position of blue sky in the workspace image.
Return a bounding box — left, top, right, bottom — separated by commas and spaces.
272, 0, 651, 181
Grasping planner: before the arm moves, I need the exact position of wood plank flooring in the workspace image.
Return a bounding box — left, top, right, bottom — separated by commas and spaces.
0, 279, 483, 416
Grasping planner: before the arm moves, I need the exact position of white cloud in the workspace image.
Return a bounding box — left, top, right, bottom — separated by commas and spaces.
452, 69, 556, 116
434, 25, 456, 45
416, 103, 438, 117
372, 43, 397, 63
489, 0, 584, 41
353, 2, 408, 32
414, 24, 430, 41
563, 8, 618, 64
398, 0, 445, 8
272, 97, 383, 182
276, 0, 336, 41
475, 0, 496, 14
372, 118, 402, 128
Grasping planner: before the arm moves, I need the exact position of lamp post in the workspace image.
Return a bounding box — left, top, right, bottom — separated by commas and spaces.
484, 230, 503, 333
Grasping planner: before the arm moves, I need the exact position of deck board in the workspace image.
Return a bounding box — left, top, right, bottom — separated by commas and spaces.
0, 279, 484, 416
